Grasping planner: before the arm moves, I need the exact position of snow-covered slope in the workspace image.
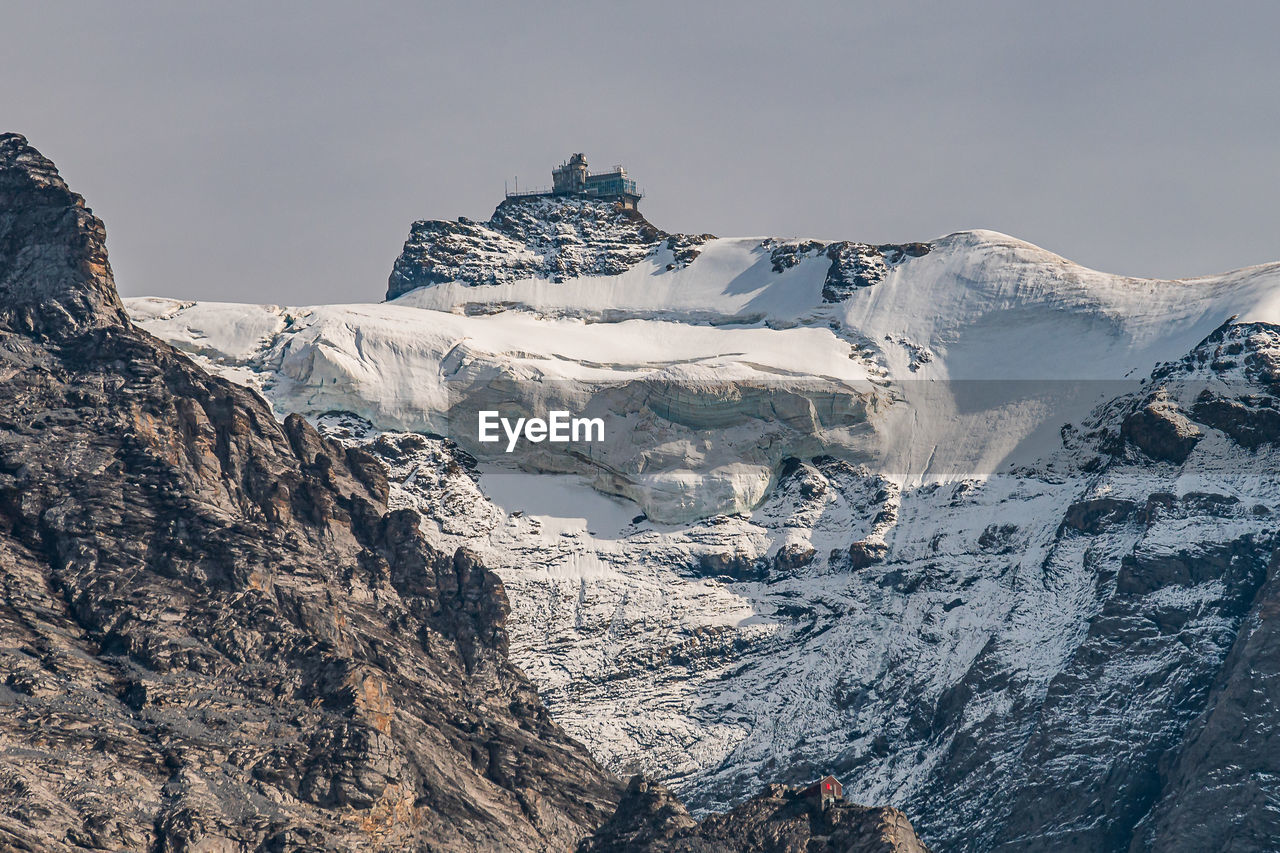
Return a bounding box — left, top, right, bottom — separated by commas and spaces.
129, 226, 1280, 518
127, 198, 1280, 851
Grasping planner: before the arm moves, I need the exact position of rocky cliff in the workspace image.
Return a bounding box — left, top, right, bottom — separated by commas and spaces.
0, 132, 621, 851
386, 195, 714, 300
0, 135, 127, 337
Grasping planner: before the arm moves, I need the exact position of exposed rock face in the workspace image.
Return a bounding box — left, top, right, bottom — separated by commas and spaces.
0, 133, 620, 851
1121, 395, 1203, 463
1119, 324, 1280, 851
897, 323, 1280, 851
820, 241, 931, 303
766, 239, 932, 302
579, 776, 931, 853
386, 196, 713, 299
579, 776, 698, 851
1132, 548, 1280, 851
0, 134, 128, 337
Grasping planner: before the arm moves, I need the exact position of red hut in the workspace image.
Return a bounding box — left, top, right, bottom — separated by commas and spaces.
801, 774, 843, 806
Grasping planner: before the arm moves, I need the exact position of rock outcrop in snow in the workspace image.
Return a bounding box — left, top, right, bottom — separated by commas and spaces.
766, 238, 933, 302
386, 195, 713, 300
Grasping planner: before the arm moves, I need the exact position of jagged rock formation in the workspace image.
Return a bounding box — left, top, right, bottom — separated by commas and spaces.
766, 239, 932, 302
386, 196, 714, 299
579, 776, 930, 853
0, 133, 621, 851
386, 192, 928, 307
0, 134, 128, 336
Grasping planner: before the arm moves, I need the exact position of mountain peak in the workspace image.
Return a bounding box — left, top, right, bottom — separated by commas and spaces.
386, 194, 712, 300
0, 134, 624, 851
0, 132, 127, 338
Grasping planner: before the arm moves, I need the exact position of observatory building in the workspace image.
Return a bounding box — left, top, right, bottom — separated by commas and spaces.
507, 153, 643, 209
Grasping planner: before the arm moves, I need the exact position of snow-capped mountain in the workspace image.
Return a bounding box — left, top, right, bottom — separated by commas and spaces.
128, 196, 1280, 851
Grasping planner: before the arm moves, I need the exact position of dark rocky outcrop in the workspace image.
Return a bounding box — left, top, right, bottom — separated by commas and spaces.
1059, 497, 1138, 535
0, 132, 621, 852
386, 194, 930, 304
0, 134, 128, 338
692, 551, 770, 582
977, 531, 1274, 852
580, 776, 699, 850
764, 239, 932, 303
1192, 391, 1280, 450
847, 540, 888, 570
386, 196, 713, 299
821, 242, 931, 303
1131, 549, 1280, 851
772, 543, 816, 572
767, 240, 827, 273
1121, 397, 1203, 463
579, 776, 931, 853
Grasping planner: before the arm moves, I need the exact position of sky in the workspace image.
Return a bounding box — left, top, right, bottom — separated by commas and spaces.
2, 1, 1278, 304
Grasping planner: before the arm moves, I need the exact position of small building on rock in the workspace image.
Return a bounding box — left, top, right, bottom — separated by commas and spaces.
800, 774, 844, 807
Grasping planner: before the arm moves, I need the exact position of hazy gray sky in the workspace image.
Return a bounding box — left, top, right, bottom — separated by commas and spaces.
3, 1, 1277, 303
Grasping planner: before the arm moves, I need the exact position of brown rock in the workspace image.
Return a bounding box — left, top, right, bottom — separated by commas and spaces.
0, 132, 620, 852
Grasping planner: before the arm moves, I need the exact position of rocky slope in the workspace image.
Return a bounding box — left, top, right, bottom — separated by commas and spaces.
0, 133, 622, 852
127, 158, 1280, 850
579, 776, 930, 853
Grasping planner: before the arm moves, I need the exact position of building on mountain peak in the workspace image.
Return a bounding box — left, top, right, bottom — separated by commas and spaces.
507, 152, 643, 209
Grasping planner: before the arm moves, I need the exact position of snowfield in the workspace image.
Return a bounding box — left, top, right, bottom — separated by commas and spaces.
128, 230, 1280, 519
128, 221, 1280, 851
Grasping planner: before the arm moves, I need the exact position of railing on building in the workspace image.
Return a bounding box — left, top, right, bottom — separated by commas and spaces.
505, 185, 553, 198
505, 178, 643, 200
